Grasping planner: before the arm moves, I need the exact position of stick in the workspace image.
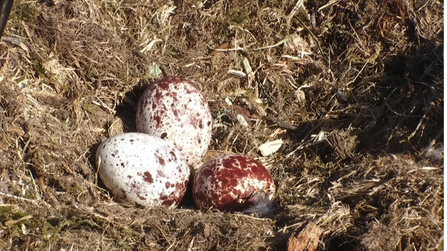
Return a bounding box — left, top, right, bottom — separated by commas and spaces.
0, 0, 14, 39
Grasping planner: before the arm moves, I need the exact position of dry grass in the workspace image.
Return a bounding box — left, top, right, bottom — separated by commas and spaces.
0, 0, 443, 250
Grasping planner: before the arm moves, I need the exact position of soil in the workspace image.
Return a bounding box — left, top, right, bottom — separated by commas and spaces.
0, 0, 443, 250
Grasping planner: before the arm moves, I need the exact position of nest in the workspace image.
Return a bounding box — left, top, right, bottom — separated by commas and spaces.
0, 0, 442, 250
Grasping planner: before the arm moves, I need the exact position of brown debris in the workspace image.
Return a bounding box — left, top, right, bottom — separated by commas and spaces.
287, 222, 323, 251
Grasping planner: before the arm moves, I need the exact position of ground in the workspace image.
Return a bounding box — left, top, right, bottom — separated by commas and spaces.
0, 0, 443, 250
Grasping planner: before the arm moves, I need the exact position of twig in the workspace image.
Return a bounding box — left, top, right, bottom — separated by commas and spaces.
213, 47, 245, 52
5, 215, 33, 227
0, 191, 51, 207
292, 16, 325, 59
187, 237, 194, 251
318, 0, 341, 12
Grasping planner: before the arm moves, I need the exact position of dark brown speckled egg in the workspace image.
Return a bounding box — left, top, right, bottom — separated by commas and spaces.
193, 154, 276, 212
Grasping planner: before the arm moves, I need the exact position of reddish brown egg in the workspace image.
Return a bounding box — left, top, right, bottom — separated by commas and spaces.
193, 154, 276, 212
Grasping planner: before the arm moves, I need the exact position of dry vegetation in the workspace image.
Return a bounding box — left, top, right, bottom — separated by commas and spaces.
0, 0, 443, 250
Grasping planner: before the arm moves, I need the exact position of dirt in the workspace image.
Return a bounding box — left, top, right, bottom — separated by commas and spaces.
0, 0, 443, 250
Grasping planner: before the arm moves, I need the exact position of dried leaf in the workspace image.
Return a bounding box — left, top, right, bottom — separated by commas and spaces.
287, 222, 323, 251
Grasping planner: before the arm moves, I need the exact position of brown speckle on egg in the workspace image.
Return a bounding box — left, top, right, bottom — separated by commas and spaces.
143, 171, 153, 183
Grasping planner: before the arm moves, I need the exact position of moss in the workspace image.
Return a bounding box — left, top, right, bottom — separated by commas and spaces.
0, 206, 28, 222
69, 186, 85, 193
0, 207, 37, 232
41, 217, 84, 244
9, 3, 38, 24
228, 8, 250, 25
41, 221, 57, 237
32, 59, 46, 78
305, 155, 336, 170
0, 206, 13, 219
26, 214, 45, 231
11, 211, 27, 220
82, 102, 97, 114
259, 0, 281, 7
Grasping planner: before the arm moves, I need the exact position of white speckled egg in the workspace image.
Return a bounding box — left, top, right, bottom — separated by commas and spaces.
136, 76, 212, 167
193, 154, 276, 212
96, 133, 190, 208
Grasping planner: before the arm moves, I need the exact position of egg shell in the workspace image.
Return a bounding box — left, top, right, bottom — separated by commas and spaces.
136, 76, 212, 167
193, 154, 276, 212
96, 133, 190, 208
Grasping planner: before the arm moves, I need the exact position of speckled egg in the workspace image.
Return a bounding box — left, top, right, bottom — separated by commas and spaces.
96, 133, 190, 208
136, 76, 212, 167
193, 154, 276, 212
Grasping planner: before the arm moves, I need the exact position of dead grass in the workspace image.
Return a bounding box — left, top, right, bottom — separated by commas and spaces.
0, 0, 443, 250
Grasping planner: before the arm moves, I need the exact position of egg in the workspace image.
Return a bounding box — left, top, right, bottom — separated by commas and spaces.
96, 133, 190, 208
136, 76, 212, 167
193, 154, 276, 212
